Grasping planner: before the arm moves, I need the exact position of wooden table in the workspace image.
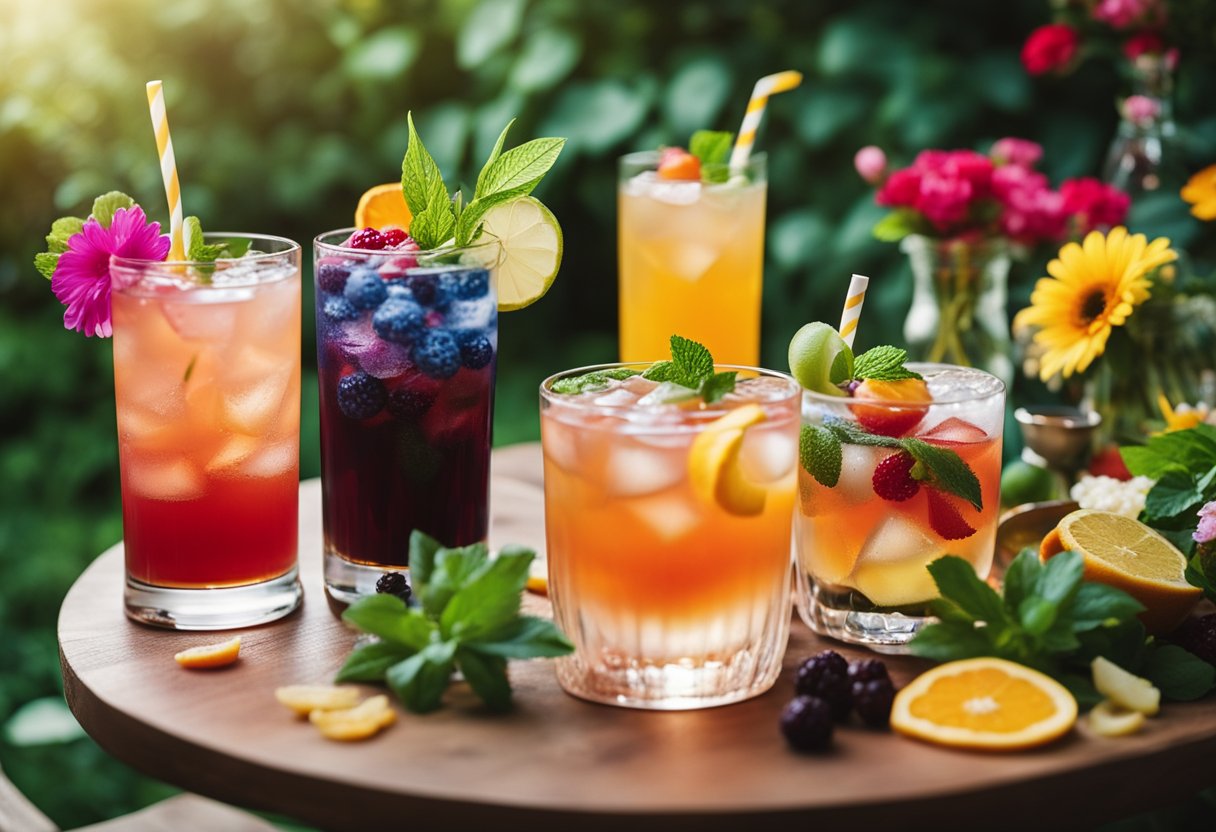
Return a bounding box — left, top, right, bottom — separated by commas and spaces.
59, 443, 1214, 832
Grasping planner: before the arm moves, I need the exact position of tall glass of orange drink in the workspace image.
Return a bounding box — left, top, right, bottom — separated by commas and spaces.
540, 364, 798, 709
795, 364, 1005, 650
618, 153, 767, 365
110, 234, 303, 629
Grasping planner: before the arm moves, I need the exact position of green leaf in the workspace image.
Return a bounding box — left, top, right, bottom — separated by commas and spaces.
550, 368, 639, 395
799, 424, 842, 487
689, 130, 733, 167
927, 556, 1009, 626
1067, 582, 1144, 632
408, 530, 442, 591
185, 216, 249, 265
90, 191, 135, 229
1018, 596, 1059, 636
475, 137, 566, 201
3, 697, 85, 746
1144, 470, 1205, 521
642, 361, 676, 382
386, 641, 457, 714
424, 542, 491, 617
829, 348, 853, 385
823, 417, 903, 448
1036, 550, 1086, 605
46, 216, 85, 253
341, 595, 436, 649
475, 118, 515, 197
1143, 644, 1216, 701
872, 209, 926, 242
335, 640, 415, 683
699, 371, 736, 404
34, 252, 60, 280
402, 112, 447, 221
466, 615, 574, 658
440, 546, 533, 641
456, 0, 525, 69
410, 175, 456, 250
1120, 445, 1183, 479
852, 346, 922, 381
1186, 552, 1216, 602
903, 439, 983, 511
909, 620, 993, 661
669, 334, 714, 385
455, 646, 512, 711
1001, 549, 1043, 612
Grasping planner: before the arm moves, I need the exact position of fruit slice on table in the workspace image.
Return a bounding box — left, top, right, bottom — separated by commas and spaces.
1041, 509, 1201, 635
850, 378, 932, 437
479, 196, 563, 312
1091, 656, 1160, 715
526, 550, 548, 595
787, 322, 853, 396
275, 685, 362, 718
174, 636, 241, 669
890, 657, 1077, 751
355, 183, 413, 230
688, 404, 768, 516
1087, 700, 1146, 737
309, 694, 396, 742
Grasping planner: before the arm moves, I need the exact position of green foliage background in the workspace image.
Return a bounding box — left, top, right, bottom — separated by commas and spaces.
2, 0, 1214, 827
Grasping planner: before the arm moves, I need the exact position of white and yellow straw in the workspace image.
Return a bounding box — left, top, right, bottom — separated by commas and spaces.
729, 70, 803, 169
839, 274, 869, 349
145, 80, 185, 261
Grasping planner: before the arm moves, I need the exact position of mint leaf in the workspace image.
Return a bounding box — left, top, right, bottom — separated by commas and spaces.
1143, 644, 1216, 701
642, 361, 677, 382
386, 640, 457, 714
823, 417, 903, 449
455, 647, 512, 711
34, 253, 60, 280
466, 616, 574, 659
335, 640, 415, 683
185, 216, 250, 265
873, 208, 928, 242
853, 346, 922, 382
1143, 470, 1204, 521
410, 175, 456, 250
1001, 548, 1043, 612
475, 118, 516, 197
927, 556, 1009, 627
701, 162, 730, 184
47, 216, 85, 253
341, 595, 436, 649
423, 542, 490, 617
699, 371, 737, 404
903, 438, 982, 511
689, 130, 733, 166
440, 546, 532, 641
670, 334, 714, 386
91, 191, 135, 229
401, 112, 446, 221
1036, 549, 1085, 605
909, 620, 993, 661
475, 137, 565, 201
1119, 445, 1181, 479
1068, 581, 1144, 632
408, 530, 442, 591
550, 368, 639, 395
1187, 552, 1216, 602
800, 424, 842, 487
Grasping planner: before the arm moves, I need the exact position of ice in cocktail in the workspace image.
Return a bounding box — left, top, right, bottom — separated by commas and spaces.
541, 345, 799, 709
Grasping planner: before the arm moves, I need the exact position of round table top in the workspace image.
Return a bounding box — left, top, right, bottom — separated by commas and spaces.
60, 443, 1216, 831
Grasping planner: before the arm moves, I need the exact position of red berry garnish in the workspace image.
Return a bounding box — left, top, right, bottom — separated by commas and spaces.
1088, 445, 1132, 481
926, 490, 977, 541
872, 452, 919, 501
348, 228, 387, 250
381, 228, 408, 247
657, 147, 701, 181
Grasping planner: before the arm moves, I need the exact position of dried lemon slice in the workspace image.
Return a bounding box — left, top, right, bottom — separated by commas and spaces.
687, 403, 768, 516
310, 695, 396, 741
275, 685, 363, 718
174, 636, 241, 669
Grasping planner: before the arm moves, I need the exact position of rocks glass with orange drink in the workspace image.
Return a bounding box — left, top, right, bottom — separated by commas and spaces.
791, 323, 1005, 650
540, 346, 799, 709
111, 235, 303, 629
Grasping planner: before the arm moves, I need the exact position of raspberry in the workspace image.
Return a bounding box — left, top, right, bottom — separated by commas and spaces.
348, 228, 387, 250
336, 371, 387, 420
852, 677, 895, 728
779, 696, 834, 752
927, 490, 977, 541
848, 658, 890, 685
794, 651, 851, 720
374, 571, 412, 603
872, 452, 919, 501
1172, 614, 1216, 666
381, 228, 408, 247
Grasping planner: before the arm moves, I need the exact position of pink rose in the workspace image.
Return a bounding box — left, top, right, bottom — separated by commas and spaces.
1122, 94, 1161, 125
1195, 501, 1216, 545
991, 164, 1049, 201
945, 150, 995, 200
1022, 24, 1080, 75
915, 172, 973, 231
1060, 178, 1131, 232
876, 168, 921, 208
991, 138, 1043, 169
854, 146, 888, 184
1000, 185, 1066, 244
1093, 0, 1156, 29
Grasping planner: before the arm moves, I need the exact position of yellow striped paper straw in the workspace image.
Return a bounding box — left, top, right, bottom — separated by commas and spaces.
145, 80, 185, 261
729, 70, 803, 169
839, 274, 869, 349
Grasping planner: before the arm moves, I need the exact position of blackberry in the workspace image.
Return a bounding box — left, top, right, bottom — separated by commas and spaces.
794, 650, 851, 720
372, 298, 425, 344
407, 270, 451, 309
1172, 614, 1216, 666
322, 296, 360, 322
344, 269, 388, 311
387, 388, 435, 421
459, 333, 494, 370
412, 329, 462, 379
317, 262, 351, 293
375, 571, 412, 603
337, 371, 387, 420
852, 677, 896, 728
848, 658, 890, 685
779, 695, 834, 752
453, 268, 489, 300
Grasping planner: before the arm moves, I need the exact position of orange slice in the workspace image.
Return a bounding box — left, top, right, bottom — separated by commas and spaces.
687, 404, 769, 516
1041, 509, 1201, 634
355, 183, 412, 230
891, 658, 1077, 751
309, 695, 396, 741
174, 636, 241, 669
275, 685, 362, 718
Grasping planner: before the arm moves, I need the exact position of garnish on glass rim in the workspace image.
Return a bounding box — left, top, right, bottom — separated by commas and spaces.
550, 335, 738, 404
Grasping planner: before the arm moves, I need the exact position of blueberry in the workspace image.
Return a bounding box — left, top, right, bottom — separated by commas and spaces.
385, 281, 414, 301
317, 262, 351, 293
794, 651, 851, 720
453, 268, 489, 300
322, 296, 360, 322
852, 678, 896, 728
779, 695, 834, 752
372, 298, 425, 344
459, 333, 494, 370
344, 268, 388, 311
336, 371, 386, 419
375, 571, 412, 603
406, 270, 451, 309
387, 387, 435, 421
412, 329, 462, 379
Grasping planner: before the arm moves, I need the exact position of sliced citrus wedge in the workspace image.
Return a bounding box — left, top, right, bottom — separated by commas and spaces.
174, 636, 241, 669
355, 183, 412, 230
275, 685, 362, 718
1087, 700, 1146, 737
1041, 509, 1200, 634
688, 404, 768, 516
479, 196, 563, 311
309, 694, 396, 741
890, 657, 1077, 751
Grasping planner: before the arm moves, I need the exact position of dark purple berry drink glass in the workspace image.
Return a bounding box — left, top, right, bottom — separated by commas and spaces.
313, 229, 502, 605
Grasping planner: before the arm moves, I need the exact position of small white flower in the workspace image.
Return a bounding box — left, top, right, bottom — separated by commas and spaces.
1070, 474, 1155, 518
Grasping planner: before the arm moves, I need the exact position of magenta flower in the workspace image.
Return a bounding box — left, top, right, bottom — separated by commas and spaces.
1093, 0, 1156, 29
991, 138, 1043, 169
1122, 94, 1161, 125
1060, 178, 1131, 233
1195, 501, 1216, 545
854, 146, 887, 185
51, 206, 170, 337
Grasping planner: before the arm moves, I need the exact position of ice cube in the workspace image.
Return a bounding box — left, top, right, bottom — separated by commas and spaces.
359, 341, 413, 379
641, 242, 720, 282
918, 416, 988, 446
126, 460, 204, 501
592, 388, 639, 408
334, 318, 378, 360
446, 298, 495, 331
541, 418, 581, 473
116, 406, 180, 453
835, 444, 888, 504
641, 178, 703, 206
627, 493, 701, 542
240, 441, 298, 478
621, 375, 658, 397
601, 442, 684, 497
739, 429, 796, 483
205, 435, 261, 473
848, 515, 940, 607
160, 298, 239, 342
219, 356, 294, 435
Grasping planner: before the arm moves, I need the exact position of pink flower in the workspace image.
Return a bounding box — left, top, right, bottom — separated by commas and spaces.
1195, 501, 1216, 545
992, 165, 1066, 243
991, 138, 1043, 169
1022, 24, 1080, 75
1122, 94, 1161, 125
915, 172, 973, 231
854, 146, 887, 184
1123, 30, 1165, 59
1093, 0, 1155, 29
1060, 178, 1131, 233
51, 205, 170, 337
876, 168, 921, 208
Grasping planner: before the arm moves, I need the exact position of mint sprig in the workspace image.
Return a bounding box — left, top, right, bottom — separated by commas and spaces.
185, 216, 250, 264
551, 335, 736, 404
34, 191, 134, 280
910, 550, 1214, 705
400, 112, 565, 250
688, 130, 733, 183
550, 367, 640, 395
336, 531, 573, 713
853, 345, 923, 382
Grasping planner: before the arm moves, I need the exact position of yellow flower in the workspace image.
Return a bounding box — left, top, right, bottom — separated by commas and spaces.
1012, 227, 1177, 381
1157, 394, 1211, 433
1181, 164, 1216, 221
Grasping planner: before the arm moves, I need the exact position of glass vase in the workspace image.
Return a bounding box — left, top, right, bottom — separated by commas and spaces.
901, 235, 1013, 383
1103, 53, 1177, 198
